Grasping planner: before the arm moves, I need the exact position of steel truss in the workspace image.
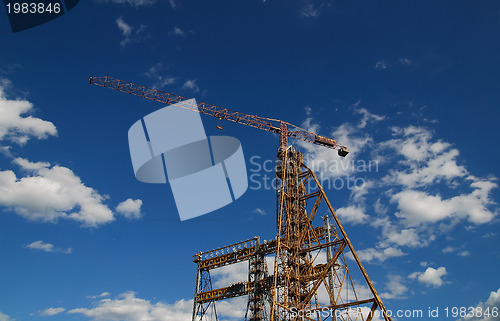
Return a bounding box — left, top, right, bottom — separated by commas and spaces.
192, 148, 392, 321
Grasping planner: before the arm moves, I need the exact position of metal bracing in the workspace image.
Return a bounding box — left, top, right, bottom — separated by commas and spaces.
192, 148, 392, 321
192, 267, 219, 321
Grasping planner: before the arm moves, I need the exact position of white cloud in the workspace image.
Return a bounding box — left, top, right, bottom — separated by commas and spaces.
211, 261, 248, 288
169, 0, 176, 9
301, 4, 319, 17
170, 26, 189, 37
116, 17, 148, 47
298, 107, 375, 179
87, 292, 111, 299
12, 157, 49, 171
356, 246, 406, 263
144, 63, 176, 89
0, 92, 57, 145
336, 205, 370, 225
409, 266, 447, 288
39, 307, 65, 316
68, 291, 192, 321
458, 250, 470, 257
391, 178, 496, 227
0, 78, 13, 97
379, 126, 497, 227
0, 158, 115, 227
116, 198, 143, 219
116, 16, 132, 36
375, 61, 388, 70
441, 246, 470, 257
182, 79, 200, 92
380, 275, 408, 299
442, 246, 455, 253
26, 240, 72, 254
382, 126, 467, 187
399, 58, 413, 65
459, 288, 500, 321
0, 311, 13, 321
380, 225, 431, 248
354, 107, 385, 129
253, 208, 266, 215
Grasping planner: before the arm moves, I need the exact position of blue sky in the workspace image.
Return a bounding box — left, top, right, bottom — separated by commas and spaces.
1, 0, 500, 320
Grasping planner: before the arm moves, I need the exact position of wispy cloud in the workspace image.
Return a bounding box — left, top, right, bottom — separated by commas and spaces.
116, 16, 148, 48
38, 307, 65, 316
253, 208, 266, 215
375, 57, 413, 70
169, 26, 194, 37
182, 79, 200, 92
301, 4, 319, 17
144, 63, 176, 89
300, 2, 332, 18
375, 60, 389, 70
26, 241, 72, 254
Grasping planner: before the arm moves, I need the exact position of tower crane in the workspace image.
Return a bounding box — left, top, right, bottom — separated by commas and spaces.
89, 76, 393, 321
89, 76, 349, 156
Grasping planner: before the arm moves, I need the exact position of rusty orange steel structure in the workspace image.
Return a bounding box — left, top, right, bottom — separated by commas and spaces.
90, 76, 392, 321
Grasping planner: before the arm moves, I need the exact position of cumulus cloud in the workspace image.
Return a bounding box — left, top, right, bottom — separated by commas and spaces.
0, 91, 57, 145
68, 291, 192, 321
459, 288, 500, 321
356, 246, 406, 263
298, 105, 376, 179
336, 205, 370, 225
26, 240, 72, 254
211, 261, 248, 288
116, 198, 143, 219
391, 178, 496, 226
382, 126, 467, 186
409, 266, 447, 288
380, 275, 409, 300
0, 157, 115, 227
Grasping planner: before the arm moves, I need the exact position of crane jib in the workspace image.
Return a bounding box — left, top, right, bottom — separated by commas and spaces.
89, 76, 349, 157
